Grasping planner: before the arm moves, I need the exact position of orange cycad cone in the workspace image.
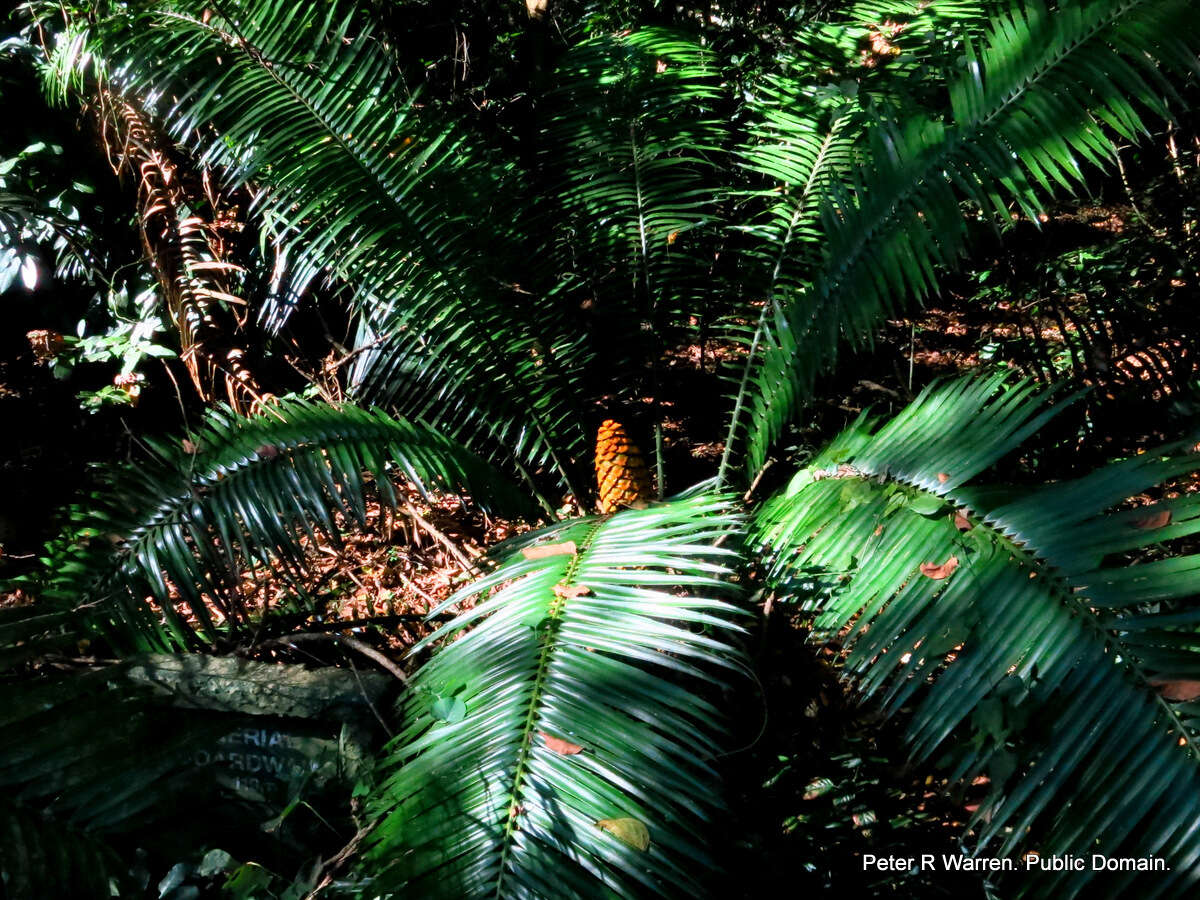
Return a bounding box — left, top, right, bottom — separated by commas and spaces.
595, 419, 653, 514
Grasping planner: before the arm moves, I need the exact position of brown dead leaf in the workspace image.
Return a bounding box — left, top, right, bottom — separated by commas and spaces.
953, 512, 972, 531
521, 541, 578, 560
919, 556, 959, 580
1131, 509, 1172, 530
1153, 680, 1200, 701
255, 444, 280, 459
553, 584, 592, 598
539, 731, 584, 755
873, 525, 883, 536
937, 472, 950, 484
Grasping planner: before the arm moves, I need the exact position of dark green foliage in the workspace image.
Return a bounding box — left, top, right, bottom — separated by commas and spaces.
90, 0, 591, 493
539, 29, 725, 400
8, 0, 1200, 897
0, 670, 223, 832
732, 0, 1200, 481
0, 666, 238, 898
757, 375, 1200, 895
0, 806, 124, 899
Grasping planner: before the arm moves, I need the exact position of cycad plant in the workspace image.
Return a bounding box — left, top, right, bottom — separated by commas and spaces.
7, 0, 1200, 897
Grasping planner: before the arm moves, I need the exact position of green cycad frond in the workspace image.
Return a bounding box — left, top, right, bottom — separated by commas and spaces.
736, 0, 1200, 482
0, 805, 123, 900
0, 663, 240, 898
35, 399, 523, 650
719, 88, 860, 483
0, 668, 226, 831
0, 605, 83, 674
734, 87, 859, 277
99, 0, 477, 319
0, 189, 99, 285
364, 494, 747, 898
720, 1, 994, 481
38, 16, 103, 107
88, 0, 589, 493
540, 29, 724, 389
0, 657, 351, 898
756, 374, 1200, 895
347, 315, 590, 511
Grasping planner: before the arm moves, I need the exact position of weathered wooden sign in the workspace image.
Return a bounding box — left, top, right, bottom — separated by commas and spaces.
125, 653, 393, 808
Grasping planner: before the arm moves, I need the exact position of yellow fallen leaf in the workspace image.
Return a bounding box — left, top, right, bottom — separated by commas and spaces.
1131, 509, 1172, 530
1152, 680, 1200, 701
521, 541, 578, 560
552, 583, 591, 598
594, 817, 650, 851
539, 731, 584, 755
919, 556, 958, 580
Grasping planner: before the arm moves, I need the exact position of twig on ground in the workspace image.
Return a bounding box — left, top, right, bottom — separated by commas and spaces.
395, 569, 439, 606
347, 655, 393, 737
258, 632, 408, 684
404, 501, 479, 571
304, 819, 380, 900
